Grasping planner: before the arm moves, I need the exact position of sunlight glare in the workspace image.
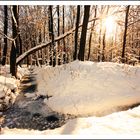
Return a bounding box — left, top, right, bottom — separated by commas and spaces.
104, 16, 116, 38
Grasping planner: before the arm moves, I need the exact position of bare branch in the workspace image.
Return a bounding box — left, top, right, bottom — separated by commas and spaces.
0, 31, 14, 41
16, 17, 100, 65
10, 6, 18, 28
0, 30, 20, 42
127, 19, 140, 27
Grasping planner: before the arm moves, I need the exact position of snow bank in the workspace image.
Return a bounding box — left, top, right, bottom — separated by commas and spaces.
17, 65, 30, 79
36, 61, 140, 116
0, 65, 29, 110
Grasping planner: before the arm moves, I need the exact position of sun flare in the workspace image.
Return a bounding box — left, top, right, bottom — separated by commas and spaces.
104, 16, 116, 38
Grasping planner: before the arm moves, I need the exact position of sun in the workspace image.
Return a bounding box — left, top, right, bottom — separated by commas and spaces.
103, 16, 116, 38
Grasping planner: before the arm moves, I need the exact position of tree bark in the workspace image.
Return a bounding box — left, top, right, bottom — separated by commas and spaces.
57, 5, 60, 65
1, 6, 8, 65
73, 5, 80, 60
78, 6, 90, 61
48, 5, 55, 66
57, 6, 60, 37
88, 6, 97, 60
10, 6, 18, 77
122, 5, 130, 63
62, 5, 66, 63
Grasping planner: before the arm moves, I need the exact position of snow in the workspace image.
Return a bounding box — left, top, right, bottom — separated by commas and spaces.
35, 60, 140, 116
1, 61, 140, 136
0, 65, 29, 109
0, 66, 18, 99
17, 65, 30, 80
2, 106, 140, 136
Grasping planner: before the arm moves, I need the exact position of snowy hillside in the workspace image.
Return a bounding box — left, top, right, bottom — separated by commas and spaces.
35, 60, 140, 116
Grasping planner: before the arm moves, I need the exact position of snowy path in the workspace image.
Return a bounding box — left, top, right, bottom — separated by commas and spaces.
1, 68, 73, 132
19, 74, 37, 94
15, 68, 54, 116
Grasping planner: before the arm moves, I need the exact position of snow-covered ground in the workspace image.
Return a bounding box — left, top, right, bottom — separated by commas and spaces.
36, 61, 140, 116
1, 61, 140, 136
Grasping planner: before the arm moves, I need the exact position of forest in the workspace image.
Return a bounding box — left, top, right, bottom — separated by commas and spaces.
0, 5, 140, 136
0, 5, 139, 76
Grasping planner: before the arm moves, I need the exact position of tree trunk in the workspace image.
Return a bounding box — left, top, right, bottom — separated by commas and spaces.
62, 5, 66, 63
98, 21, 102, 62
88, 6, 97, 60
57, 5, 60, 37
15, 6, 20, 57
10, 6, 18, 77
17, 6, 22, 65
102, 32, 106, 61
19, 34, 22, 55
78, 6, 90, 61
48, 6, 55, 66
73, 5, 80, 60
57, 5, 60, 65
122, 5, 130, 63
1, 6, 8, 65
102, 6, 109, 62
0, 38, 1, 64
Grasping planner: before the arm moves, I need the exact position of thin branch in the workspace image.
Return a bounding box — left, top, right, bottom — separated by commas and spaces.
127, 19, 140, 27
0, 31, 14, 41
10, 6, 18, 28
0, 30, 19, 42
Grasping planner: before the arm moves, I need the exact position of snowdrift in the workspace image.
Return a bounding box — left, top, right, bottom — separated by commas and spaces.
0, 65, 29, 110
36, 61, 140, 116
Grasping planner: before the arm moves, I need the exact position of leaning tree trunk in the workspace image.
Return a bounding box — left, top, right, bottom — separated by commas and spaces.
73, 5, 80, 60
78, 6, 90, 61
1, 5, 8, 65
10, 5, 18, 77
122, 5, 130, 63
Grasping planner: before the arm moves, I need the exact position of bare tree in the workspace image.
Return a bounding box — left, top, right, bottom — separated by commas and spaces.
10, 5, 18, 77
78, 6, 90, 61
48, 5, 55, 66
62, 5, 66, 63
57, 5, 61, 65
88, 6, 97, 60
12, 5, 139, 66
122, 5, 130, 63
1, 6, 8, 65
73, 5, 80, 60
102, 6, 109, 62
